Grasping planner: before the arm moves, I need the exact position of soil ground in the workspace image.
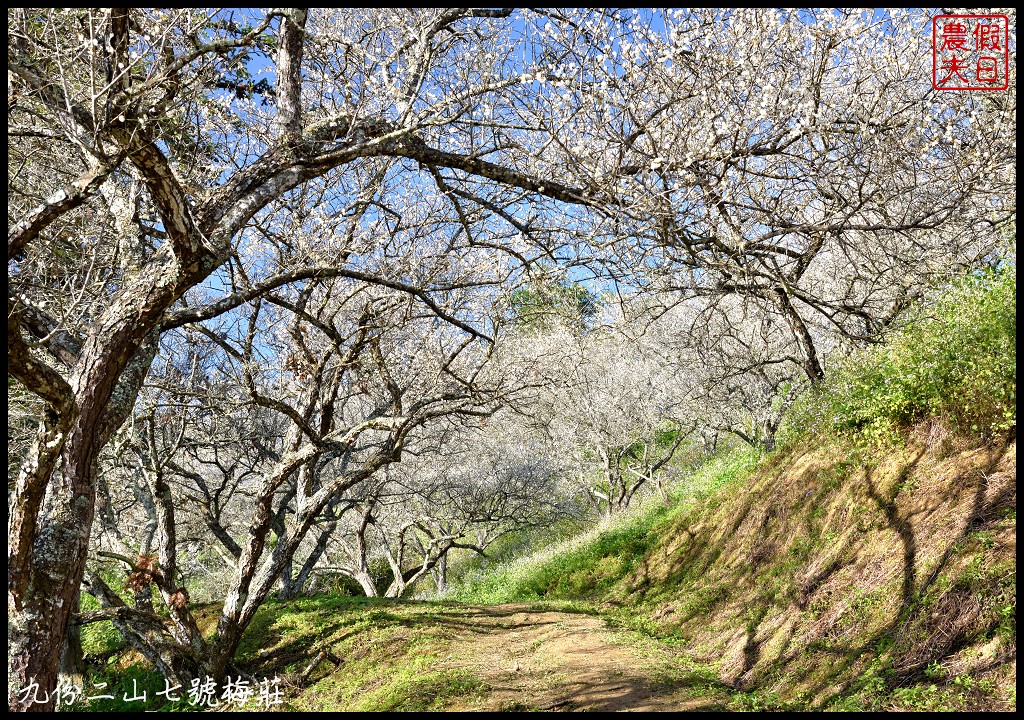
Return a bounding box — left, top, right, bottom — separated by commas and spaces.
433, 604, 727, 711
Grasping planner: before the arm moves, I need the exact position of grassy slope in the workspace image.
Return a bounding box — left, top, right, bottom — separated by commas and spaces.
237, 597, 488, 711
72, 270, 1015, 712
453, 433, 1016, 711
75, 436, 1015, 712
449, 267, 1017, 711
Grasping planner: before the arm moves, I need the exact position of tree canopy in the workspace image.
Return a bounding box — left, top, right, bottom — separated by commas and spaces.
7, 8, 1015, 711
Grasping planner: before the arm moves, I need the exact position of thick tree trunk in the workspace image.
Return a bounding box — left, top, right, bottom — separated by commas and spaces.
354, 572, 380, 598
277, 557, 296, 598
9, 433, 100, 711
58, 596, 86, 689
148, 464, 206, 660
350, 506, 379, 598
273, 9, 307, 138
8, 310, 162, 711
385, 577, 407, 599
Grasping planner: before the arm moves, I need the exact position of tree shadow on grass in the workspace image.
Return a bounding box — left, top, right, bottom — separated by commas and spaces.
235, 439, 1015, 710
619, 439, 1014, 709
786, 440, 1014, 708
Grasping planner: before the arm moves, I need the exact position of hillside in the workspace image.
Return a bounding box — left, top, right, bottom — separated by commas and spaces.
451, 432, 1016, 711
74, 431, 1014, 712
69, 268, 1016, 712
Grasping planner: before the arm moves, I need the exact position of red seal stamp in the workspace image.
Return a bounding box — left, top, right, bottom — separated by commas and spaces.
932, 14, 1010, 91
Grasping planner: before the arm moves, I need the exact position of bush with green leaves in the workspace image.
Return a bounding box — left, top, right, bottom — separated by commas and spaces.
786, 267, 1015, 443
506, 276, 600, 333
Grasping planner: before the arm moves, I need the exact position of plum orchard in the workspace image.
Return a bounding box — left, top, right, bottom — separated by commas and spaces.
8, 8, 1014, 710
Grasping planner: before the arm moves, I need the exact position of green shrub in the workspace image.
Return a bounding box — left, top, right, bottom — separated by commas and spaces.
786, 268, 1015, 443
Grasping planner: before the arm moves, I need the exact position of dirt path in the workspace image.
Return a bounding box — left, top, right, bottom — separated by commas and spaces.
437, 604, 726, 712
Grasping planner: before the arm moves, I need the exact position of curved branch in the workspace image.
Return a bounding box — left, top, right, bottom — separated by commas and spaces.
163, 265, 491, 342
8, 160, 120, 260
8, 298, 76, 415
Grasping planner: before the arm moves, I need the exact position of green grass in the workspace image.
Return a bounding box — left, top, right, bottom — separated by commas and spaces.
68, 597, 490, 712
65, 269, 1015, 713
79, 620, 125, 661
354, 666, 484, 711
237, 596, 489, 712
58, 664, 194, 712
449, 446, 761, 605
